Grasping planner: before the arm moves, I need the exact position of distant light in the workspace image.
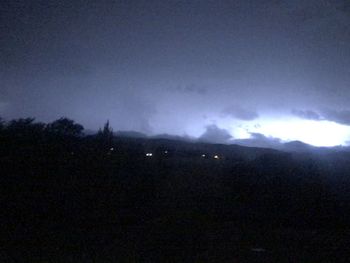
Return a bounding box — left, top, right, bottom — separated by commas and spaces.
110, 147, 114, 151
146, 153, 153, 157
213, 155, 219, 159
164, 150, 168, 154
201, 154, 206, 157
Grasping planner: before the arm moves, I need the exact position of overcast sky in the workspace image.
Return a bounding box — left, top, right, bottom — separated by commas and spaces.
1, 0, 350, 146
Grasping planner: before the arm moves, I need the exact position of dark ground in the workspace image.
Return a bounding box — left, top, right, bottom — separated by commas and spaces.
1, 120, 350, 262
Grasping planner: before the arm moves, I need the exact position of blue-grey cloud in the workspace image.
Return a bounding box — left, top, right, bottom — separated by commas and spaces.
292, 108, 350, 126
221, 105, 259, 121
198, 124, 233, 144
233, 132, 281, 148
322, 109, 350, 126
291, 109, 322, 120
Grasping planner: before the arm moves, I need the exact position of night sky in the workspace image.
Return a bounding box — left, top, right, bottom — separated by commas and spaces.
1, 0, 350, 146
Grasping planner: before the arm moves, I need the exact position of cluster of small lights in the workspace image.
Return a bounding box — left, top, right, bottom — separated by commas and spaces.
201, 154, 220, 159
141, 151, 221, 159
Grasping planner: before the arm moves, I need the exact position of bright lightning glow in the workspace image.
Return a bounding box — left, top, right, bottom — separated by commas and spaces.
154, 112, 350, 148
251, 118, 350, 147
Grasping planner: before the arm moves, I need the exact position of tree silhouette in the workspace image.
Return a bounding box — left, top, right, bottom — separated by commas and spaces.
46, 117, 84, 137
97, 120, 114, 146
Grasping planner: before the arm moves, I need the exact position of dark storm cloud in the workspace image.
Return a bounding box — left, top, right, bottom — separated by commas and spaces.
0, 101, 9, 110
322, 109, 350, 126
221, 105, 259, 121
198, 124, 233, 144
233, 133, 281, 149
175, 84, 207, 95
0, 0, 350, 145
336, 2, 350, 14
292, 108, 350, 126
0, 102, 10, 118
291, 109, 322, 120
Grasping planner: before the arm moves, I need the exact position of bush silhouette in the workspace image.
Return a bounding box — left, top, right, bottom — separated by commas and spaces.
5, 118, 46, 137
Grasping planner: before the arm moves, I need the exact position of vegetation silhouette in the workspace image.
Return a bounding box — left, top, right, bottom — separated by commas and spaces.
97, 120, 114, 147
46, 117, 84, 137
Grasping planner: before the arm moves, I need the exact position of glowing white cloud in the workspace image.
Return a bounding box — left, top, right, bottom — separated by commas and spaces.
249, 118, 350, 147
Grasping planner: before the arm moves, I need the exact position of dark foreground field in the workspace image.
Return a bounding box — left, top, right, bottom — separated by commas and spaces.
1, 122, 350, 262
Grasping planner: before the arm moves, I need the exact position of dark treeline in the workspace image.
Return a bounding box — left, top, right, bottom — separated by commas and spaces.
1, 117, 350, 262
